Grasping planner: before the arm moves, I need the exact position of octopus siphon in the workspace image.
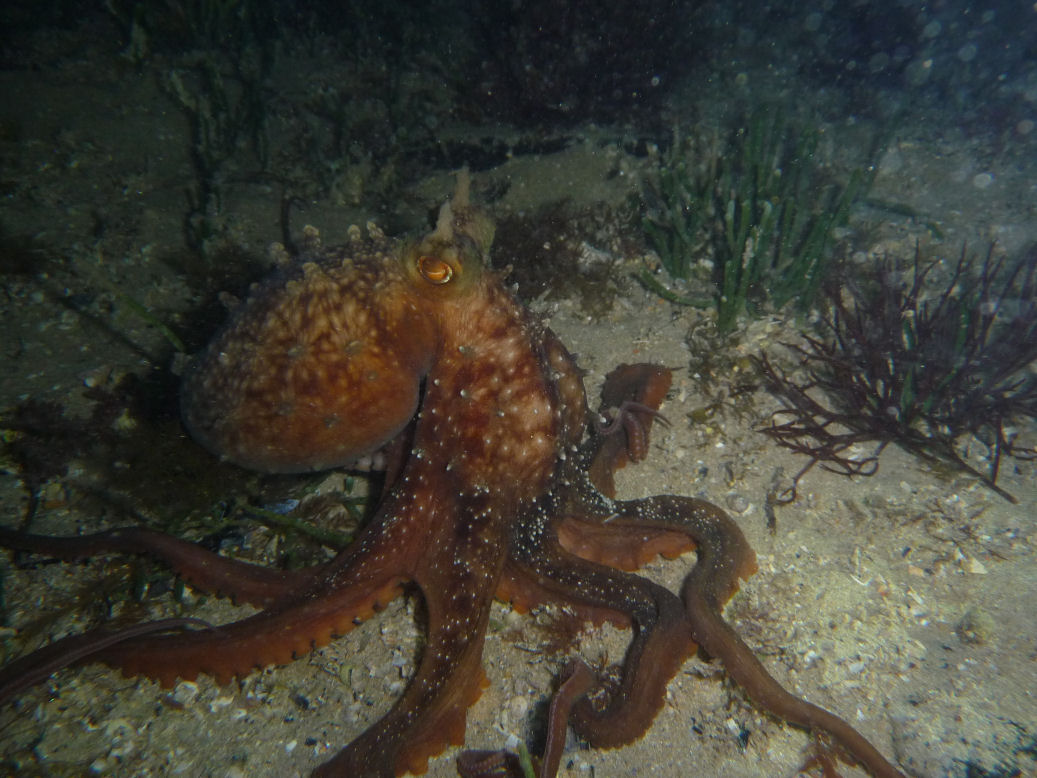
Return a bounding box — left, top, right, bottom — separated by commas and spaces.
0, 174, 905, 778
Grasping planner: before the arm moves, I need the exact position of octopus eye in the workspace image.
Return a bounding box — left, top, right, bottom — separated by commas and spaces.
418, 255, 453, 285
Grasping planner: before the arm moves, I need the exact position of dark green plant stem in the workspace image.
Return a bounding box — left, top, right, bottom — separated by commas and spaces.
634, 268, 712, 307
114, 290, 187, 354
244, 506, 355, 549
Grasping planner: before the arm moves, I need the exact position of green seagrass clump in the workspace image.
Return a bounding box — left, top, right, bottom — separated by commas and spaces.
640, 110, 869, 333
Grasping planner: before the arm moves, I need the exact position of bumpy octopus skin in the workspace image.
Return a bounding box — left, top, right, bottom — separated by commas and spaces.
0, 176, 905, 778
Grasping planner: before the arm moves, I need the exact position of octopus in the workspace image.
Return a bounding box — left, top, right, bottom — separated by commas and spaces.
0, 174, 905, 778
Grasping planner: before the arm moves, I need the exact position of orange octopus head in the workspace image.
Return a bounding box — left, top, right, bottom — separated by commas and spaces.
181, 173, 496, 473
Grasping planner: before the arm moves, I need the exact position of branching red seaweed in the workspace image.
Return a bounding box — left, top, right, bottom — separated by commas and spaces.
756, 243, 1037, 503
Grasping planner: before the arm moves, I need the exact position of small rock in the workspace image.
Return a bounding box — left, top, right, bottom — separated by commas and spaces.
171, 680, 199, 705
972, 172, 994, 190
966, 556, 988, 574
956, 607, 994, 645
507, 694, 530, 722
725, 493, 750, 514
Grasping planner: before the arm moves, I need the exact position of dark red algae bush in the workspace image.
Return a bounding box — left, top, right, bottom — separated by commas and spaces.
755, 243, 1037, 503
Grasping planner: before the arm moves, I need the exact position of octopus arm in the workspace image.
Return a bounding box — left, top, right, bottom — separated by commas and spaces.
555, 514, 694, 571
457, 659, 596, 778
315, 495, 507, 778
582, 495, 758, 607
86, 568, 406, 688
506, 532, 695, 750
608, 495, 905, 778
584, 364, 673, 498
0, 617, 211, 704
0, 525, 311, 608
496, 557, 631, 629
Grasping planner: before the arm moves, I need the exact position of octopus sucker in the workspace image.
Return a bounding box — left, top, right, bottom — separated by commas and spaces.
0, 173, 905, 778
